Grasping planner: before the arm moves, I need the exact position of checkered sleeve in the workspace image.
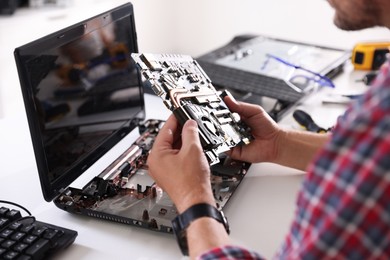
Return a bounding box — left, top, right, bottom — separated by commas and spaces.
198, 245, 264, 260
276, 60, 390, 259
197, 61, 390, 259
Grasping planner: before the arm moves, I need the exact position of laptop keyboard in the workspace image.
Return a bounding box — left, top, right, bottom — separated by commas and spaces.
0, 206, 77, 260
197, 60, 304, 103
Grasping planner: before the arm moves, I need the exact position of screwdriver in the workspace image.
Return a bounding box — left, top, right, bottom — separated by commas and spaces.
355, 71, 378, 86
292, 109, 328, 133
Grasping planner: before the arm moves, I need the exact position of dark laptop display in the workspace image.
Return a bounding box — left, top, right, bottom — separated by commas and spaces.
14, 3, 250, 234
14, 3, 143, 201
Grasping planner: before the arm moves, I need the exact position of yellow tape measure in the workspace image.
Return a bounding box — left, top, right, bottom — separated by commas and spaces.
352, 42, 390, 70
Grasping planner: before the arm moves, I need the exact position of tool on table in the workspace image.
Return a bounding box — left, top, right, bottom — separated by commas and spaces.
292, 109, 330, 133
355, 71, 379, 86
351, 42, 390, 70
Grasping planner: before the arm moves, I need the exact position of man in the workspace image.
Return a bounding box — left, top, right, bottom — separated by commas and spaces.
148, 0, 390, 258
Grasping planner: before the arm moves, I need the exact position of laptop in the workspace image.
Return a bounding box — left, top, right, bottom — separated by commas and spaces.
14, 2, 251, 234
197, 35, 351, 120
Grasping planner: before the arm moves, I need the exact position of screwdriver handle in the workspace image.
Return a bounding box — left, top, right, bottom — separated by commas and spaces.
292, 110, 327, 133
363, 72, 378, 85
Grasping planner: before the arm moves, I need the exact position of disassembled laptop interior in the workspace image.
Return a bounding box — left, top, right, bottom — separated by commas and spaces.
55, 118, 250, 233
54, 53, 253, 233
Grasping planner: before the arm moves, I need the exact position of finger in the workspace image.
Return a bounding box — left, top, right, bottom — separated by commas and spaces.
223, 95, 239, 113
224, 95, 266, 120
153, 114, 178, 150
180, 119, 202, 151
172, 121, 183, 148
226, 145, 244, 161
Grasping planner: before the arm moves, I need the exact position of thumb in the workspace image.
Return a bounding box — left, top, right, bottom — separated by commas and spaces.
223, 95, 240, 113
181, 119, 202, 151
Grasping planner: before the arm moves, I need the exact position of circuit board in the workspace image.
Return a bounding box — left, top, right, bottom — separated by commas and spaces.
131, 53, 252, 165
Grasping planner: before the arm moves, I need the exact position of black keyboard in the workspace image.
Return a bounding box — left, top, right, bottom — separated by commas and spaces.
197, 60, 304, 103
0, 206, 77, 260
196, 34, 349, 104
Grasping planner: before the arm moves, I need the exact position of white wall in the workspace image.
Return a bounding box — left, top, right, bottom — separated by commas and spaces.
173, 0, 390, 56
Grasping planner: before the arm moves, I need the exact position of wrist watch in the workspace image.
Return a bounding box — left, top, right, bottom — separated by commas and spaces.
171, 203, 230, 256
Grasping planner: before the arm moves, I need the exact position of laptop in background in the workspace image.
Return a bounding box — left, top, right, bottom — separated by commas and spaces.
197, 35, 351, 120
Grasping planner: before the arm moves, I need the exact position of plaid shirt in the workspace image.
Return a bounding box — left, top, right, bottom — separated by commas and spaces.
199, 59, 390, 260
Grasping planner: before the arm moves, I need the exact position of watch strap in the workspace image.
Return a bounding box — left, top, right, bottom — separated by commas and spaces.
171, 203, 230, 255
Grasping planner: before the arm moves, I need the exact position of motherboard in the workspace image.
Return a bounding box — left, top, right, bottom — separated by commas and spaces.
131, 53, 252, 165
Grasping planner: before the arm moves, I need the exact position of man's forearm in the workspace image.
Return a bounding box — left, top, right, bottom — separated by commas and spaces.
273, 130, 330, 171
187, 217, 230, 258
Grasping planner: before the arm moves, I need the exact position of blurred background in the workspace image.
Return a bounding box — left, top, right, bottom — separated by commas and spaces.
1, 0, 389, 120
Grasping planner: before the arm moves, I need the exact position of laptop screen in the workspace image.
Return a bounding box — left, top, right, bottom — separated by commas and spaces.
14, 3, 144, 201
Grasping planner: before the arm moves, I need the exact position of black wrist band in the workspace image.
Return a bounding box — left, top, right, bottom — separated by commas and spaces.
171, 203, 230, 256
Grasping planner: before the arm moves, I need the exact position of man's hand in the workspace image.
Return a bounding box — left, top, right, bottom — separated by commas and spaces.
224, 96, 329, 170
224, 96, 282, 163
147, 114, 215, 213
147, 114, 231, 257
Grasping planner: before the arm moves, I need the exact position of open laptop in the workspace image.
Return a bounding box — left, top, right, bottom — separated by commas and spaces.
14, 2, 251, 234
197, 35, 351, 121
